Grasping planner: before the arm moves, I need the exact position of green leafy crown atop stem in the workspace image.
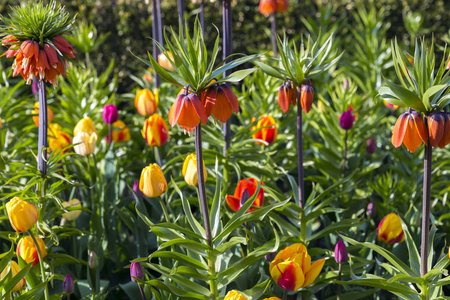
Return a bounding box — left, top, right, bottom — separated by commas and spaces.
379, 37, 450, 114
0, 1, 76, 45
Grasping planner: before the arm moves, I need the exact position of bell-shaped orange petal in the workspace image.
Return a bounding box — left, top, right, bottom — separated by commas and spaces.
168, 94, 185, 127
43, 43, 59, 67
438, 113, 450, 148
411, 111, 428, 145
428, 113, 444, 148
189, 94, 208, 125
391, 113, 408, 148
278, 84, 290, 113
202, 86, 217, 117
300, 84, 314, 113
402, 115, 423, 153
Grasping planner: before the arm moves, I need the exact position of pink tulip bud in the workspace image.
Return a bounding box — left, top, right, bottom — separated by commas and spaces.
366, 138, 376, 154
340, 110, 355, 130
334, 241, 348, 263
103, 104, 119, 124
63, 274, 74, 295
130, 262, 144, 282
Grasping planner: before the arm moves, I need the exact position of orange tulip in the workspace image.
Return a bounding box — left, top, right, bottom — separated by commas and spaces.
168, 87, 208, 132
391, 109, 428, 153
226, 178, 264, 212
300, 81, 314, 113
438, 113, 450, 148
32, 102, 54, 127
275, 0, 288, 13
224, 290, 247, 300
252, 115, 277, 145
204, 84, 239, 123
263, 298, 282, 300
17, 236, 47, 266
278, 82, 297, 113
135, 89, 158, 116
142, 113, 170, 147
377, 213, 405, 244
48, 123, 71, 153
427, 113, 444, 148
259, 0, 288, 15
269, 243, 325, 291
106, 120, 130, 143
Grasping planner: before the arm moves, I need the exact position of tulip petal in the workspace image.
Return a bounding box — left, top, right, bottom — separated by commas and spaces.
303, 259, 325, 287
226, 195, 241, 212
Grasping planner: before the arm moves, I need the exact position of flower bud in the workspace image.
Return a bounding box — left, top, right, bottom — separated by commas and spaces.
263, 298, 281, 300
74, 117, 97, 136
0, 261, 26, 292
427, 113, 445, 148
130, 262, 144, 282
73, 132, 97, 156
6, 197, 38, 232
32, 102, 54, 127
438, 113, 450, 148
366, 138, 376, 154
278, 82, 297, 113
264, 252, 277, 262
334, 241, 349, 263
89, 251, 98, 269
300, 82, 314, 113
377, 213, 405, 245
133, 180, 144, 200
103, 104, 119, 124
62, 199, 82, 221
182, 154, 207, 186
251, 115, 277, 145
106, 120, 130, 143
158, 52, 175, 71
339, 110, 355, 130
63, 274, 74, 295
139, 164, 167, 197
224, 290, 248, 300
135, 89, 158, 116
0, 117, 2, 128
17, 236, 47, 266
142, 113, 170, 147
366, 200, 376, 218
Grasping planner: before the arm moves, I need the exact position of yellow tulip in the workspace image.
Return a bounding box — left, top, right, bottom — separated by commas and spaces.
6, 197, 38, 232
0, 261, 26, 292
73, 117, 97, 136
32, 102, 54, 127
377, 213, 405, 244
62, 199, 82, 221
48, 123, 71, 153
135, 89, 158, 116
73, 132, 97, 156
141, 113, 170, 147
139, 163, 167, 198
158, 52, 175, 71
17, 236, 47, 266
269, 243, 325, 291
182, 154, 207, 187
263, 298, 282, 300
224, 290, 247, 300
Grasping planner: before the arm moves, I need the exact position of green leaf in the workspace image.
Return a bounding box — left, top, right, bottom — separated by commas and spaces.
384, 78, 426, 112
401, 220, 421, 276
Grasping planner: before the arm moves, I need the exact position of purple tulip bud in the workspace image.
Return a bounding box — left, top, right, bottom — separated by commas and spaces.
334, 241, 349, 263
103, 104, 119, 124
367, 200, 376, 218
340, 110, 355, 130
366, 138, 376, 154
130, 262, 144, 282
265, 252, 277, 262
133, 180, 144, 201
63, 274, 74, 295
89, 251, 98, 269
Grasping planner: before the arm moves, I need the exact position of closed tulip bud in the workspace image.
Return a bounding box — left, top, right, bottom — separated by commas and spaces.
377, 213, 405, 244
263, 298, 282, 300
73, 132, 97, 156
224, 290, 248, 300
139, 163, 167, 197
278, 82, 297, 113
89, 251, 98, 269
252, 115, 277, 145
0, 261, 26, 292
158, 52, 175, 71
265, 252, 277, 262
366, 138, 376, 154
427, 113, 445, 148
340, 110, 355, 130
182, 154, 207, 186
270, 243, 325, 291
32, 102, 54, 127
300, 82, 314, 113
17, 236, 47, 266
63, 274, 74, 295
392, 110, 428, 153
62, 199, 82, 221
106, 120, 131, 143
6, 197, 38, 232
367, 200, 376, 218
135, 89, 158, 116
142, 113, 170, 147
130, 262, 144, 282
334, 241, 349, 263
74, 117, 97, 137
103, 104, 119, 124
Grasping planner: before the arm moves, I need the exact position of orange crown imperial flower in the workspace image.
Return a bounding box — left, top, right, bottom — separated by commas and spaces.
300, 80, 314, 114
391, 109, 428, 153
168, 86, 208, 132
278, 81, 297, 113
0, 2, 76, 86
202, 83, 239, 123
269, 243, 325, 291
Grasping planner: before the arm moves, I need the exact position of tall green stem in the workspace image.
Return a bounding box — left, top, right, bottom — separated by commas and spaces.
342, 130, 348, 176
158, 196, 170, 222
29, 231, 49, 300
421, 144, 432, 277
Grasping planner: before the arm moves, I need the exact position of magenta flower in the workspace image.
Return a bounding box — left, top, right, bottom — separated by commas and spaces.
366, 138, 376, 154
103, 104, 119, 124
334, 241, 349, 263
340, 109, 355, 130
130, 262, 144, 282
